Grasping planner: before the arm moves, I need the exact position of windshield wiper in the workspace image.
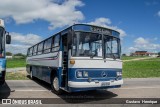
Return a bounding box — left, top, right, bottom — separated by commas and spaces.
90, 51, 96, 58
106, 43, 116, 60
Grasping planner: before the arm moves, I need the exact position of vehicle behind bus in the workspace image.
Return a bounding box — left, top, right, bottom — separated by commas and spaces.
26, 24, 123, 94
0, 19, 11, 85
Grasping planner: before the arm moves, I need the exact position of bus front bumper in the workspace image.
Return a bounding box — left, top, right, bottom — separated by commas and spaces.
68, 79, 123, 91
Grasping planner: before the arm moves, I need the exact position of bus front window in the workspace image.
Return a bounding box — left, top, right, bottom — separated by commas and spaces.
0, 27, 4, 55
104, 35, 120, 59
72, 32, 102, 57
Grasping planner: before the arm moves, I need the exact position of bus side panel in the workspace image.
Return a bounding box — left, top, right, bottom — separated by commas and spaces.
26, 52, 59, 67
26, 52, 62, 84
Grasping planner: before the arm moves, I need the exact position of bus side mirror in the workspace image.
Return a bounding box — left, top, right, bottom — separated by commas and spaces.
6, 34, 11, 44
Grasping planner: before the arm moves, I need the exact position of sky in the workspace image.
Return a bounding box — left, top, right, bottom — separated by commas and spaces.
0, 0, 160, 54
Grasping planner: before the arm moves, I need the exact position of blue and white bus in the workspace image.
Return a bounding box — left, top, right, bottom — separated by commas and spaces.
0, 19, 11, 85
26, 24, 123, 94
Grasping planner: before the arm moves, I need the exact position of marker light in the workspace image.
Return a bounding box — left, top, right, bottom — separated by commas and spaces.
70, 59, 75, 64
77, 71, 82, 78
83, 71, 88, 77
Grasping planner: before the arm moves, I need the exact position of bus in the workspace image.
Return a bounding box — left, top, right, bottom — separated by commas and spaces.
0, 19, 11, 85
26, 24, 123, 94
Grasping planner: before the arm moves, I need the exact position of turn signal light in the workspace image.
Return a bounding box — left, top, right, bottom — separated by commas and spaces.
70, 60, 75, 64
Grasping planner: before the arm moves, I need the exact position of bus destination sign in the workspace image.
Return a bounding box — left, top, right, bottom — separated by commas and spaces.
91, 26, 111, 35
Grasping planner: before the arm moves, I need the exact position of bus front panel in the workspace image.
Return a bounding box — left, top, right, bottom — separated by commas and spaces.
67, 59, 123, 92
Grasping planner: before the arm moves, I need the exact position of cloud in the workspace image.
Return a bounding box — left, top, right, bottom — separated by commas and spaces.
88, 18, 112, 26
10, 32, 42, 45
128, 47, 138, 52
158, 11, 160, 17
87, 17, 126, 38
134, 37, 149, 45
145, 1, 159, 6
6, 44, 30, 54
6, 32, 42, 54
128, 37, 160, 53
0, 0, 84, 30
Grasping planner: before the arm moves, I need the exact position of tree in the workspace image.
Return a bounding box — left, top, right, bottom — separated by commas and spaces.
6, 52, 12, 56
14, 53, 26, 59
122, 54, 126, 56
158, 52, 160, 56
14, 53, 24, 56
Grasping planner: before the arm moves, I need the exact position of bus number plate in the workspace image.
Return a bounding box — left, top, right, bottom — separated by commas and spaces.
101, 82, 110, 86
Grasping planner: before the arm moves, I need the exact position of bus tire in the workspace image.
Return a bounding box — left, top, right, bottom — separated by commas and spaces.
51, 76, 63, 95
0, 80, 5, 85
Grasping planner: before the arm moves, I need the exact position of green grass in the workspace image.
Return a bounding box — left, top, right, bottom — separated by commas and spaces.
5, 57, 160, 79
7, 58, 26, 68
6, 71, 29, 80
141, 58, 160, 61
121, 56, 149, 60
123, 58, 160, 78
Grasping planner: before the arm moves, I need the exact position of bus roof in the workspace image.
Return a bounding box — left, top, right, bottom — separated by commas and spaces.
28, 24, 120, 50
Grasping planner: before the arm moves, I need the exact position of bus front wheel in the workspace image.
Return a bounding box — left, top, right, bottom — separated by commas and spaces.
51, 76, 63, 95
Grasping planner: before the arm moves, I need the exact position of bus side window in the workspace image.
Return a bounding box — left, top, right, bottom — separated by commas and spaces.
33, 45, 38, 55
29, 47, 33, 56
27, 48, 30, 56
37, 42, 43, 55
52, 35, 60, 52
44, 38, 52, 53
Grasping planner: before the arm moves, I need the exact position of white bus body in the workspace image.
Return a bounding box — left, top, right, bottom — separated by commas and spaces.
26, 24, 123, 94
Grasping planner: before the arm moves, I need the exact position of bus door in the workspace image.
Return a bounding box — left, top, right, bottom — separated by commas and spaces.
61, 33, 69, 88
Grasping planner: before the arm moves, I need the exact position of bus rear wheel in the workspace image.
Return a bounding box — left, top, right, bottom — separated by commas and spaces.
0, 80, 5, 85
51, 76, 63, 95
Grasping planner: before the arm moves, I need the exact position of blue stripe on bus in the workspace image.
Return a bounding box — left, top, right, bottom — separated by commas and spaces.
68, 68, 122, 82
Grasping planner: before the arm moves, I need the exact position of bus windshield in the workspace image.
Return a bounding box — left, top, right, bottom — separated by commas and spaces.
0, 27, 4, 54
72, 31, 121, 59
72, 32, 102, 57
104, 35, 120, 59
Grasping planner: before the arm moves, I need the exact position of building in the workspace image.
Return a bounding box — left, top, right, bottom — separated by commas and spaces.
6, 56, 13, 59
133, 51, 147, 56
131, 51, 158, 57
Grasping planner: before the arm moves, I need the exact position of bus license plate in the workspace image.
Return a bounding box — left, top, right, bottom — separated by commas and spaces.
101, 81, 110, 86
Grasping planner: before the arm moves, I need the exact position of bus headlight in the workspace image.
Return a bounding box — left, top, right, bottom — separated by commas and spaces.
117, 72, 122, 77
83, 71, 88, 77
77, 71, 82, 78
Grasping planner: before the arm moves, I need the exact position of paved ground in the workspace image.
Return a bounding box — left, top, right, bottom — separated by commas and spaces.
1, 78, 160, 98
6, 67, 26, 72
0, 78, 160, 106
